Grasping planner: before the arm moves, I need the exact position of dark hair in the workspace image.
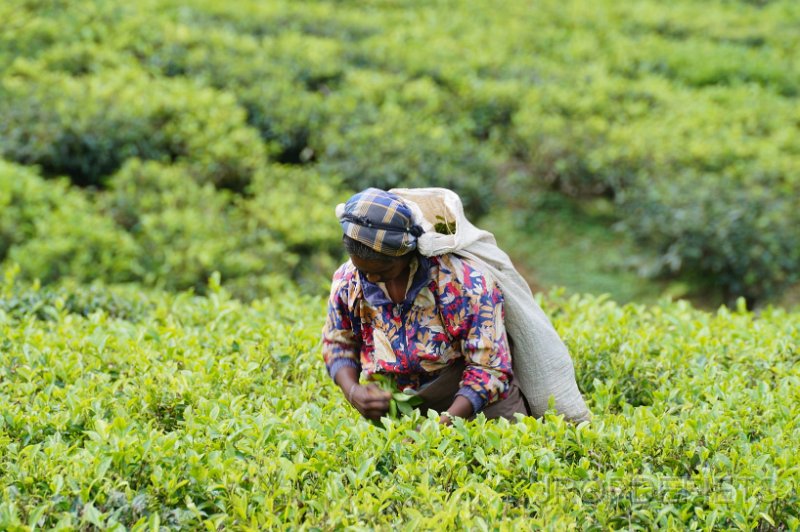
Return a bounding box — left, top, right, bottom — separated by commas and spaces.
342, 235, 394, 261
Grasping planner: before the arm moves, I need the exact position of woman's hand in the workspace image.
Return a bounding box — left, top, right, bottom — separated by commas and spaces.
333, 366, 391, 420
439, 395, 474, 425
348, 383, 392, 420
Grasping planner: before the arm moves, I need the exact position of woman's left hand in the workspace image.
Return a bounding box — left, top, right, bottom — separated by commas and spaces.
439, 396, 474, 424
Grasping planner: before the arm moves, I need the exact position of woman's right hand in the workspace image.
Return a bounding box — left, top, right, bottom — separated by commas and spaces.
348, 383, 391, 421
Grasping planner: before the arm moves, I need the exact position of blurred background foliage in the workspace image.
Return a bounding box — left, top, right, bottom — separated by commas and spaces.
1, 0, 799, 307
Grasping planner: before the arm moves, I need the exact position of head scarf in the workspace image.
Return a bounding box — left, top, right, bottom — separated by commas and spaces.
336, 188, 424, 257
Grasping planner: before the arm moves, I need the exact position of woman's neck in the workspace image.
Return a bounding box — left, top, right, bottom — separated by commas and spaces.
385, 265, 411, 304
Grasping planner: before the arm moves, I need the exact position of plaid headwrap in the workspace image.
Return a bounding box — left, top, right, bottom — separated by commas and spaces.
337, 188, 424, 257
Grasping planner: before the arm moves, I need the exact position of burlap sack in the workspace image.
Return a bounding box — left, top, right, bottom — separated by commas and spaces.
391, 187, 591, 423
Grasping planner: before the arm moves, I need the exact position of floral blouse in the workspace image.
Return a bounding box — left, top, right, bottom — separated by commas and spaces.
321, 253, 512, 413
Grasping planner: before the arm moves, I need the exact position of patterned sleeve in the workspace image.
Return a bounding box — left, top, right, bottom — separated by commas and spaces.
321, 265, 362, 380
443, 257, 512, 413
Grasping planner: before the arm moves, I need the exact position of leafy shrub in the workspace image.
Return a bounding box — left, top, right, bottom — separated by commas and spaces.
31, 41, 132, 77
117, 23, 335, 162
99, 160, 347, 298
455, 78, 522, 142
237, 164, 350, 294
0, 0, 78, 70
3, 0, 800, 304
619, 172, 800, 304
0, 161, 141, 284
0, 65, 265, 190
512, 76, 716, 196
102, 160, 291, 295
237, 80, 327, 164
163, 0, 379, 42
0, 268, 150, 322
610, 36, 794, 90
0, 162, 52, 258
320, 103, 495, 215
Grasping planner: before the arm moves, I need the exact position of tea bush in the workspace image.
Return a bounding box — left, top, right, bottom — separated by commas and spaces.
237, 165, 349, 294
0, 162, 141, 285
101, 159, 287, 295
114, 20, 335, 162
1, 276, 798, 529
618, 172, 800, 304
0, 160, 345, 296
0, 272, 150, 323
512, 77, 800, 302
0, 65, 265, 190
501, 3, 800, 301
2, 3, 799, 528
100, 160, 346, 297
319, 103, 495, 215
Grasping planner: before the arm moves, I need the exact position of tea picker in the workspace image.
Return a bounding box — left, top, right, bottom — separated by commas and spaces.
321, 188, 590, 424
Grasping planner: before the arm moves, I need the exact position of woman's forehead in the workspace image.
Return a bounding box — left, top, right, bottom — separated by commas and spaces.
351, 256, 394, 270
351, 254, 410, 272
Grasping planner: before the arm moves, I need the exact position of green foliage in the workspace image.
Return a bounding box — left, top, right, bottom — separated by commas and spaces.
1, 280, 798, 529
320, 104, 494, 215
483, 192, 670, 305
0, 64, 265, 190
117, 20, 335, 162
237, 165, 350, 294
2, 0, 800, 303
101, 160, 351, 297
315, 71, 497, 214
510, 54, 800, 302
101, 159, 289, 295
0, 270, 150, 322
369, 373, 425, 419
619, 172, 800, 304
0, 162, 141, 284
433, 216, 457, 236
2, 1, 799, 527
0, 157, 350, 296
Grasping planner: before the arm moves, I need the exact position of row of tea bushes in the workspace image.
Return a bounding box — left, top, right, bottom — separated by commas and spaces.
512, 77, 800, 302
0, 65, 265, 190
0, 160, 346, 297
1, 276, 798, 528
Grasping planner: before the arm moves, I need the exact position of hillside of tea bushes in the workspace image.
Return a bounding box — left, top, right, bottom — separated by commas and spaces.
1, 0, 800, 304
1, 272, 798, 529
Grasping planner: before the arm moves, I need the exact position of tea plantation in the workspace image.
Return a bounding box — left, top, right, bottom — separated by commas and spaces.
1, 272, 798, 529
2, 0, 800, 529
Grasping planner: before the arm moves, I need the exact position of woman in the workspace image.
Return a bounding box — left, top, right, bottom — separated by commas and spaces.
322, 188, 529, 424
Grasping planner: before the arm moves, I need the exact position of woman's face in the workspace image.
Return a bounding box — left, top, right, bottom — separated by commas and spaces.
350, 254, 411, 284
